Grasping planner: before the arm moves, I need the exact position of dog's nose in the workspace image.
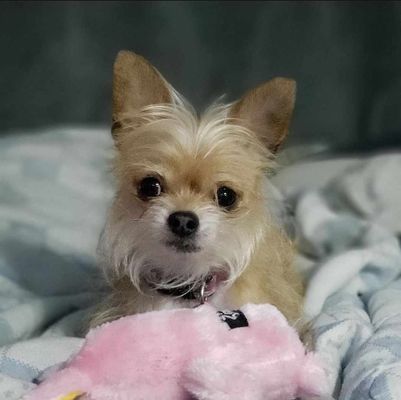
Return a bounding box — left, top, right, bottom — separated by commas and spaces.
168, 211, 199, 237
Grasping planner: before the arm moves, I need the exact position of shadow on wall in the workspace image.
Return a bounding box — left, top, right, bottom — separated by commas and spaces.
1, 1, 401, 152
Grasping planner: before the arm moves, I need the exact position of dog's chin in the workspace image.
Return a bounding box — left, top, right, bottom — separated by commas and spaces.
165, 239, 201, 254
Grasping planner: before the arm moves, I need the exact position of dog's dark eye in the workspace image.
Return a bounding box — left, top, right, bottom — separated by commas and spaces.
216, 186, 237, 208
138, 177, 162, 199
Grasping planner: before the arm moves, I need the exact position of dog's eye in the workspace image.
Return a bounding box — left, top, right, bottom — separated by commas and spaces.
138, 177, 162, 199
216, 186, 237, 208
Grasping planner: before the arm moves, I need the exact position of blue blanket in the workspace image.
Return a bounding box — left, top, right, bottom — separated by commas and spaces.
291, 154, 401, 399
0, 128, 113, 397
1, 128, 400, 399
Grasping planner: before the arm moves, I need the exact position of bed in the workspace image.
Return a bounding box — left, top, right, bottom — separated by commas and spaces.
1, 127, 400, 399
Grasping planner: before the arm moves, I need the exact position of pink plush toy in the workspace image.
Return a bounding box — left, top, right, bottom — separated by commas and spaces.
26, 303, 330, 400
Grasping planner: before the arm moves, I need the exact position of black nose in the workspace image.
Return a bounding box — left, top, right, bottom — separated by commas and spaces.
168, 211, 199, 237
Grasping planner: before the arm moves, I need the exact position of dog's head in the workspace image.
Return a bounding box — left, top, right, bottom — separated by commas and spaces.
100, 51, 296, 294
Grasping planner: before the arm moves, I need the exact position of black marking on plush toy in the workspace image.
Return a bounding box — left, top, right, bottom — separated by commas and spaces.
217, 310, 249, 329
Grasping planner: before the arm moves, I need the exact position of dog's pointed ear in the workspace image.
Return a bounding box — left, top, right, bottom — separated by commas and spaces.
112, 50, 172, 137
230, 78, 296, 153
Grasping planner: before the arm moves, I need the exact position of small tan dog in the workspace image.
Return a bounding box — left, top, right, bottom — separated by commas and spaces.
91, 50, 304, 328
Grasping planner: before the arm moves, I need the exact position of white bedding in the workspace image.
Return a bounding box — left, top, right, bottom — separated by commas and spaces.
0, 128, 114, 398
276, 154, 401, 399
0, 127, 400, 399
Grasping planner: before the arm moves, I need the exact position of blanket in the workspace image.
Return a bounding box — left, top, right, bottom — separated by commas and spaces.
290, 154, 401, 399
0, 128, 113, 398
0, 127, 400, 399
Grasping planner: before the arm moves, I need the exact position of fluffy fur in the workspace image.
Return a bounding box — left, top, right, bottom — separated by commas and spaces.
90, 51, 304, 328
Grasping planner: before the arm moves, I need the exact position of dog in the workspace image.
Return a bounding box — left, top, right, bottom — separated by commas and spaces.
90, 50, 304, 329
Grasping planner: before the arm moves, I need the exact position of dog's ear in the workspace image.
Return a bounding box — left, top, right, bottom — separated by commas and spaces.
112, 50, 172, 137
230, 78, 296, 153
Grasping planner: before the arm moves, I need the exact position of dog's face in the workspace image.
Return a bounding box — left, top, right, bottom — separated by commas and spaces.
100, 51, 296, 293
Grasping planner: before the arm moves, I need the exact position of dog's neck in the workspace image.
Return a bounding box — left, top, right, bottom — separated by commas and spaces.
151, 272, 224, 304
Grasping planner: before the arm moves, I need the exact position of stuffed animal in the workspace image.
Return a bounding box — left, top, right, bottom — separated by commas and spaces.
25, 303, 330, 400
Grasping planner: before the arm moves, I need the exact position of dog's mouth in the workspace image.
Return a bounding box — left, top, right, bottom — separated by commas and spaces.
165, 239, 201, 253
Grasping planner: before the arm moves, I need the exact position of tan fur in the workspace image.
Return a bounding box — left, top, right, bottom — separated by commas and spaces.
91, 51, 304, 330
112, 50, 171, 138
226, 229, 304, 324
230, 77, 296, 152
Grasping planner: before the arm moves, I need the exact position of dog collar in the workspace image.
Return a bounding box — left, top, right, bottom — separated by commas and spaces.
156, 273, 218, 303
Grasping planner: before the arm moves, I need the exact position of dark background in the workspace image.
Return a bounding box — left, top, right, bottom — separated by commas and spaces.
1, 1, 401, 152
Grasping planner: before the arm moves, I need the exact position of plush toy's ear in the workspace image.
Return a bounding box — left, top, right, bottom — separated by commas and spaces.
230, 78, 296, 153
112, 50, 172, 138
